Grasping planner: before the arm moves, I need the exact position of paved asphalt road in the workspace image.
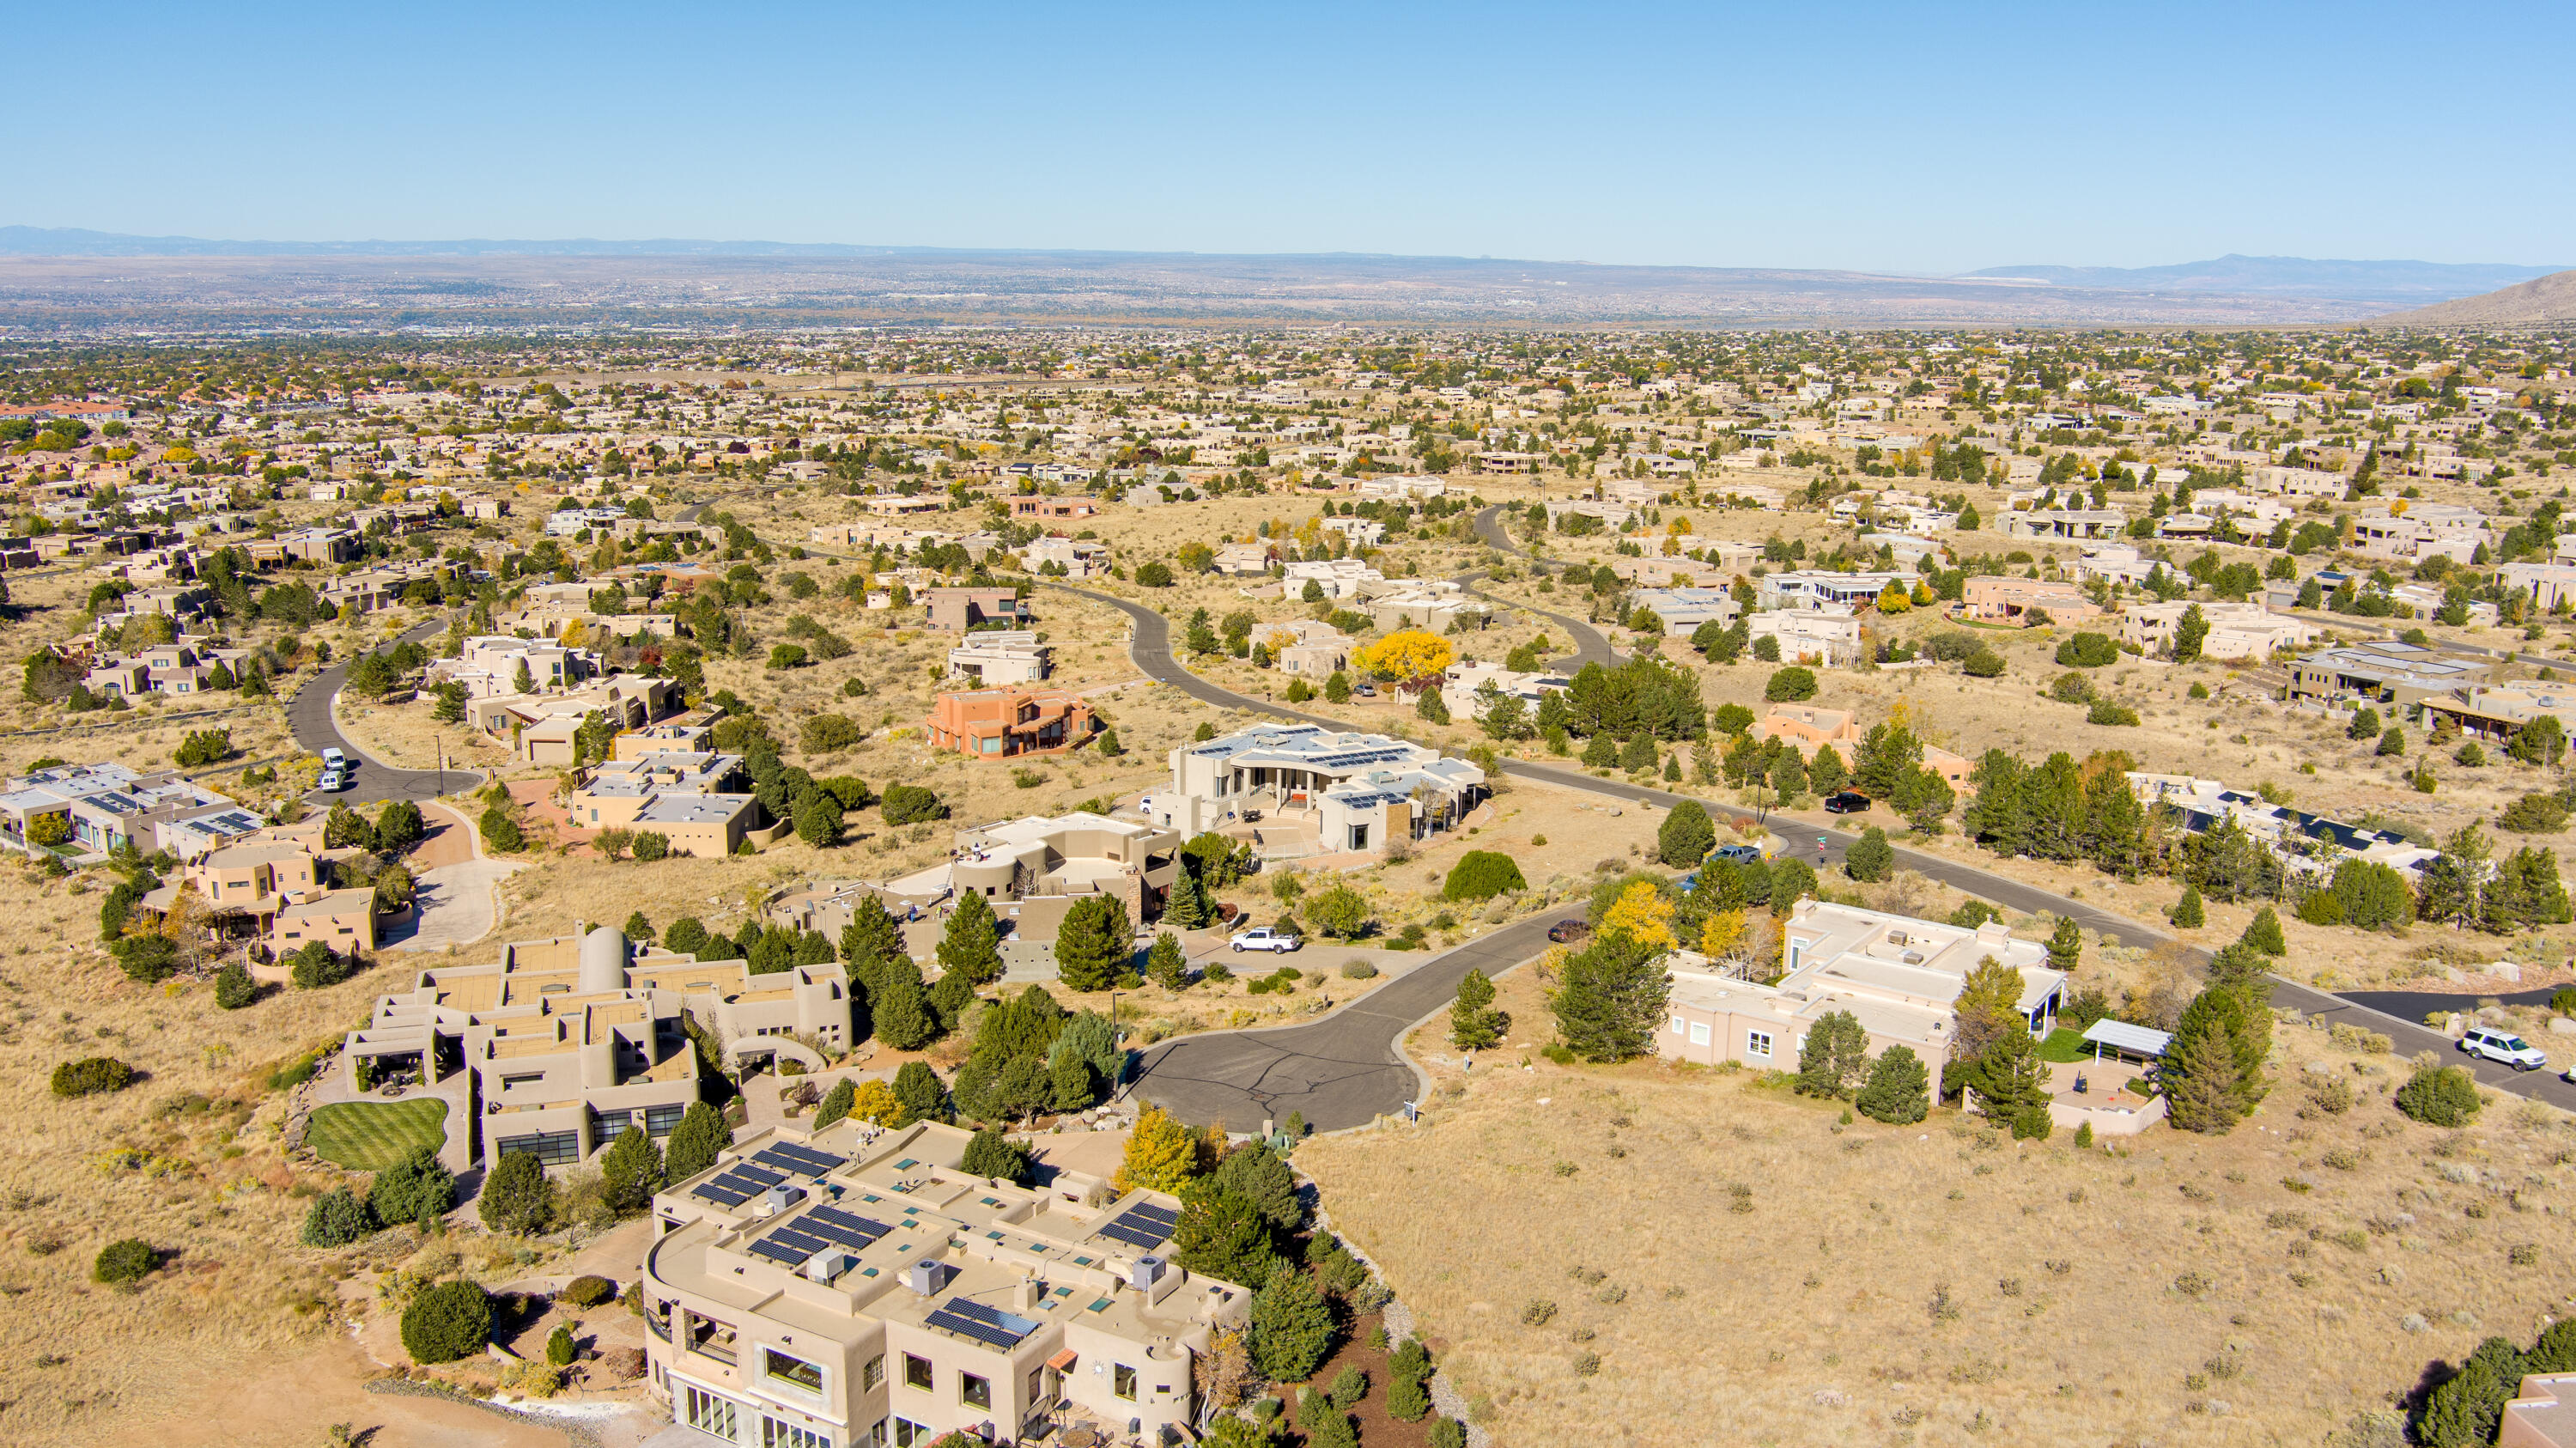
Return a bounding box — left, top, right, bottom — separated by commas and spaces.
1468, 504, 1620, 669
1052, 578, 2576, 1128
284, 618, 474, 806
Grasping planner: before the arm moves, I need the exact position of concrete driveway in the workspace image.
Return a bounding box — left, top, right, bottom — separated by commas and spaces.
383, 801, 519, 953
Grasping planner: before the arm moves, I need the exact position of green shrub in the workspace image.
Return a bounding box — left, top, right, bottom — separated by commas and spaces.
479, 805, 525, 853
562, 1275, 616, 1309
2087, 700, 2141, 727
301, 1186, 377, 1247
1961, 649, 2007, 678
369, 1145, 456, 1229
93, 1238, 156, 1285
52, 1056, 136, 1097
2554, 987, 2576, 1017
1764, 666, 1819, 703
880, 784, 947, 825
1443, 851, 1527, 902
630, 830, 671, 861
546, 1323, 576, 1366
2498, 793, 2572, 833
2395, 1064, 2482, 1128
477, 1149, 556, 1235
289, 941, 354, 989
2054, 632, 2119, 667
400, 1279, 493, 1364
214, 963, 258, 1009
1339, 960, 1378, 980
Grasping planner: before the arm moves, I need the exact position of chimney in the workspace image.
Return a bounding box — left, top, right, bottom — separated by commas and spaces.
1017, 1277, 1044, 1311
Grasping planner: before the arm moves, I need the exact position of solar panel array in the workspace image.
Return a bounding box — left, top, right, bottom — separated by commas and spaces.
752, 1142, 847, 1178
1094, 1201, 1180, 1250
925, 1298, 1042, 1350
746, 1203, 894, 1268
690, 1161, 788, 1208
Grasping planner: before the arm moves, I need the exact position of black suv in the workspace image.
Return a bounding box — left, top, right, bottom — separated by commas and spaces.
1824, 791, 1871, 814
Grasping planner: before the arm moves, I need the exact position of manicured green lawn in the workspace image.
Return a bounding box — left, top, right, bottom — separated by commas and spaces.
307, 1098, 448, 1171
2037, 1027, 2092, 1064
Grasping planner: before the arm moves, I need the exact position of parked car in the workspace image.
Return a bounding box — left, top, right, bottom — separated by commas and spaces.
317, 769, 347, 793
1547, 919, 1591, 944
320, 746, 345, 770
1229, 926, 1302, 953
1354, 682, 1377, 697
2460, 1026, 2549, 1072
1824, 791, 1870, 814
1710, 843, 1765, 864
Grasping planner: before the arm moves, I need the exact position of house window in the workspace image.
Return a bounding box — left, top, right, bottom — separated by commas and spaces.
1114, 1363, 1138, 1401
1348, 824, 1370, 852
684, 1385, 739, 1439
903, 1354, 933, 1391
890, 1418, 934, 1447
492, 1130, 580, 1167
862, 1354, 884, 1390
1669, 1014, 1685, 1035
766, 1348, 825, 1393
1027, 1368, 1046, 1407
961, 1372, 990, 1409
762, 1415, 831, 1448
1747, 1031, 1773, 1059
1689, 1022, 1711, 1046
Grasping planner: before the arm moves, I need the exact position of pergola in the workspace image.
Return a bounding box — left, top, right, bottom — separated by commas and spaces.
2081, 1018, 2173, 1065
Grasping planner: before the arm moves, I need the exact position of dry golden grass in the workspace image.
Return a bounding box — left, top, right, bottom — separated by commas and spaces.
1303, 965, 2576, 1448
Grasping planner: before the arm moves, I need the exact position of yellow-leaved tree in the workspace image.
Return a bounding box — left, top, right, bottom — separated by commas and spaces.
848, 1079, 904, 1126
1700, 907, 1747, 960
1114, 1104, 1199, 1195
1352, 629, 1455, 683
1599, 880, 1676, 951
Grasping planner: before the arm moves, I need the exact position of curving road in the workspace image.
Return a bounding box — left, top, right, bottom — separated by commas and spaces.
284, 618, 474, 806
1055, 579, 2576, 1129
1468, 504, 1620, 670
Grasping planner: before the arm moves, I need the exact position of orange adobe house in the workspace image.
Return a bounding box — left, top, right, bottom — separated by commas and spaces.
928, 685, 1097, 758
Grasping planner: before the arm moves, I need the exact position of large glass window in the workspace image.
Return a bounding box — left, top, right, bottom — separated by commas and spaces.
685, 1385, 739, 1439
492, 1129, 580, 1167
1114, 1363, 1138, 1401
1747, 1031, 1772, 1058
761, 1416, 830, 1448
765, 1348, 824, 1394
863, 1354, 884, 1390
961, 1372, 990, 1409
892, 1419, 933, 1447
903, 1354, 934, 1391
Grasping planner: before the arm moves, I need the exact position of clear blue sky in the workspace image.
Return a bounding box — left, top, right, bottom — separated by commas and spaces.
20, 0, 2573, 273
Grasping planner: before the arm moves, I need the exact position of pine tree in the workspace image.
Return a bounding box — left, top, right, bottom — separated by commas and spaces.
2164, 989, 2251, 1134
1164, 870, 1214, 930
1844, 826, 1893, 882
599, 1125, 665, 1214
477, 1150, 556, 1234
662, 1101, 732, 1183
1146, 931, 1189, 989
1449, 969, 1505, 1050
960, 1128, 1030, 1184
1854, 1045, 1929, 1124
1249, 1266, 1335, 1382
1965, 1030, 2050, 1133
1212, 1142, 1303, 1232
813, 1078, 858, 1129
937, 891, 1004, 987
1051, 1051, 1097, 1112
872, 958, 938, 1049
1548, 930, 1670, 1062
1171, 1183, 1279, 1288
1387, 1339, 1433, 1422
892, 1061, 946, 1124
1805, 746, 1850, 796
1055, 895, 1134, 992
2046, 916, 2082, 971
2169, 885, 2204, 928
1656, 800, 1716, 868
2240, 905, 2287, 956
1794, 1010, 1870, 1098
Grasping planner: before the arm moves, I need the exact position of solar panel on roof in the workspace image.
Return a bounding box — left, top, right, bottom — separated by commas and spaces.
691, 1180, 754, 1207
747, 1237, 811, 1266
754, 1142, 848, 1178
1097, 1204, 1176, 1248
1127, 1202, 1181, 1227
764, 1227, 833, 1257
925, 1298, 1041, 1350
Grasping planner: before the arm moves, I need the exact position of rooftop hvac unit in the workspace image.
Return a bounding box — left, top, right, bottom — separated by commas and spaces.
904, 1260, 950, 1297
804, 1250, 851, 1283
1130, 1255, 1167, 1293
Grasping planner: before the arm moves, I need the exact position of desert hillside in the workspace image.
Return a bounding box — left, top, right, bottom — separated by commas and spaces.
2375, 267, 2576, 325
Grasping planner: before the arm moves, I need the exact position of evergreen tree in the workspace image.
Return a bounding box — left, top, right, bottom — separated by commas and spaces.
1851, 721, 1923, 799
1844, 826, 1893, 882
937, 891, 1004, 987
1387, 1339, 1433, 1422
2240, 905, 2287, 956
1171, 1183, 1280, 1287
2417, 823, 2491, 926
873, 958, 938, 1049
2169, 885, 2205, 928
1249, 1266, 1335, 1382
1212, 1142, 1302, 1232
1656, 800, 1716, 868
2172, 603, 2208, 661
960, 1128, 1031, 1184
892, 1061, 946, 1124
1164, 869, 1215, 930
663, 1101, 732, 1183
599, 1125, 665, 1214
477, 1150, 555, 1234
301, 1186, 377, 1247
2164, 989, 2252, 1134
1146, 930, 1189, 989
1449, 969, 1506, 1050
1793, 1009, 1870, 1099
1805, 745, 1850, 795
2046, 916, 2082, 971
368, 1145, 454, 1228
2419, 1337, 2525, 1448
813, 1078, 858, 1129
1854, 1044, 1929, 1124
1965, 1029, 2050, 1136
1050, 1051, 1097, 1112
1548, 929, 1670, 1062
2482, 845, 2573, 933
1056, 894, 1135, 991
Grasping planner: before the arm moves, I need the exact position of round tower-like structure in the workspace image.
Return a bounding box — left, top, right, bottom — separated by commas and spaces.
579, 924, 628, 995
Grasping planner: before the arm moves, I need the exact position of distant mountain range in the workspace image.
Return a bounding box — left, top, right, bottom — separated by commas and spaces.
2375, 269, 2576, 326
1, 228, 2564, 327
1962, 254, 2567, 303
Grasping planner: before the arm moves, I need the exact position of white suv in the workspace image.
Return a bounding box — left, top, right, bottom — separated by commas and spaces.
1229, 926, 1302, 954
2460, 1026, 2549, 1072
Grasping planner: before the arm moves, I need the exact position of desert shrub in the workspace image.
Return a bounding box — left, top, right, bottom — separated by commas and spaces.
52, 1056, 136, 1097
2498, 792, 2571, 833
1339, 960, 1377, 980
2087, 700, 2141, 727
1962, 649, 2007, 678
214, 963, 258, 1009
546, 1323, 576, 1366
301, 1186, 377, 1247
563, 1275, 616, 1309
2055, 632, 2118, 667
93, 1238, 156, 1284
881, 784, 947, 825
1765, 666, 1818, 702
401, 1279, 493, 1364
477, 1150, 556, 1235
2395, 1064, 2482, 1128
289, 940, 354, 989
1443, 851, 1526, 901
369, 1145, 456, 1228
631, 830, 671, 861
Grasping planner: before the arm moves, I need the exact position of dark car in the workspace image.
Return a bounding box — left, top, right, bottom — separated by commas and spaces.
1825, 791, 1871, 814
1547, 919, 1591, 944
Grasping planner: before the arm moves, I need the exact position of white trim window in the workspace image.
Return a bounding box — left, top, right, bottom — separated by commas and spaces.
1747, 1030, 1773, 1059
1670, 1014, 1686, 1035
1688, 1021, 1710, 1046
